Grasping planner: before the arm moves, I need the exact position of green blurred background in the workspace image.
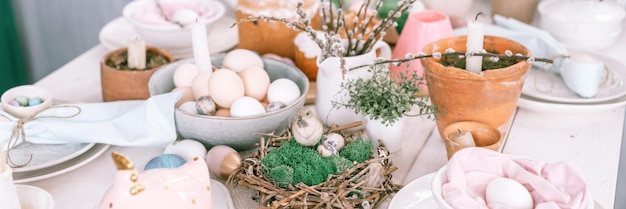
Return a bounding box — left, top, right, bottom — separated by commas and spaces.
1, 1, 27, 93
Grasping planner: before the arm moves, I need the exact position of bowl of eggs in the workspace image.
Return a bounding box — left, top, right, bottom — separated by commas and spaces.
149, 49, 309, 151
122, 0, 225, 49
1, 85, 53, 119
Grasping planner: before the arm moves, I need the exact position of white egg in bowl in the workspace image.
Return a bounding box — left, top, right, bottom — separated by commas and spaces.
148, 54, 309, 151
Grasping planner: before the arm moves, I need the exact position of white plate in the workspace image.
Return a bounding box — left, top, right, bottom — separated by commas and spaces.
13, 143, 110, 183
98, 15, 238, 59
389, 172, 441, 209
522, 54, 626, 104
211, 179, 235, 209
517, 94, 626, 113
10, 143, 95, 172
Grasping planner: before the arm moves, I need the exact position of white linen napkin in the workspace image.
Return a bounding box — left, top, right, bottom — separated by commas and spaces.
1, 92, 182, 149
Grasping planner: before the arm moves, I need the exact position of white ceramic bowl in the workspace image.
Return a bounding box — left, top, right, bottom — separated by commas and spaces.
16, 184, 54, 209
149, 55, 309, 151
1, 85, 53, 118
122, 0, 225, 49
538, 0, 625, 51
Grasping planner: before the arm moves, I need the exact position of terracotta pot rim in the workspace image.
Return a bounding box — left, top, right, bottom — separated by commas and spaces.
101, 46, 174, 71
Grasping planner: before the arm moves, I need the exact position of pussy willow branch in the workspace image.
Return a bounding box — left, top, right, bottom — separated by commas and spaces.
349, 52, 554, 71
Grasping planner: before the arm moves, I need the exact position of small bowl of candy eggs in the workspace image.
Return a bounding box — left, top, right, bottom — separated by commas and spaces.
149, 49, 309, 151
1, 85, 53, 118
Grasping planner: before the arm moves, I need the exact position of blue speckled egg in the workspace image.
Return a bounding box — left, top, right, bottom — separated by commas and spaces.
266, 101, 286, 112
143, 154, 187, 170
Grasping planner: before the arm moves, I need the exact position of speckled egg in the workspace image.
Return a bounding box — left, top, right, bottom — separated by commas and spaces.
205, 145, 242, 179
238, 66, 270, 101
144, 154, 187, 170
173, 63, 198, 88
323, 133, 346, 151
164, 139, 208, 161
221, 49, 264, 72
266, 101, 286, 112
208, 69, 244, 108
191, 71, 212, 100
196, 96, 216, 115
267, 78, 300, 106
230, 96, 266, 118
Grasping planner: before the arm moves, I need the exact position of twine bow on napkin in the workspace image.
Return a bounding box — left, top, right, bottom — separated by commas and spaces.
1, 92, 183, 167
4, 105, 81, 167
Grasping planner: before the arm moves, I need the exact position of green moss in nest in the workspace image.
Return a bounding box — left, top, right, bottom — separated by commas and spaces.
439, 50, 519, 71
340, 137, 373, 163
330, 156, 354, 174
261, 139, 337, 186
105, 50, 170, 70
268, 165, 294, 187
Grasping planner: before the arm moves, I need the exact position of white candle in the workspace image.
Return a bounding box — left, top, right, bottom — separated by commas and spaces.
466, 19, 484, 74
449, 129, 476, 147
191, 19, 213, 74
1, 148, 22, 209
128, 38, 146, 70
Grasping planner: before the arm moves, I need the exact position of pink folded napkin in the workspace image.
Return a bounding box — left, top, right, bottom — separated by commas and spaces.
442, 148, 590, 209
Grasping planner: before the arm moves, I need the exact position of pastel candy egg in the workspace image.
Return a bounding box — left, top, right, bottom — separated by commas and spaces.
8, 100, 20, 107
28, 97, 43, 106
15, 96, 28, 106
267, 78, 300, 106
196, 96, 216, 115
266, 101, 286, 112
164, 139, 208, 161
206, 145, 242, 179
144, 154, 187, 170
230, 96, 265, 117
222, 49, 264, 72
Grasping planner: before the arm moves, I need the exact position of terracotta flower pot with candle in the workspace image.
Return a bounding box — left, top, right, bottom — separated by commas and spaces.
421, 35, 531, 147
101, 45, 174, 102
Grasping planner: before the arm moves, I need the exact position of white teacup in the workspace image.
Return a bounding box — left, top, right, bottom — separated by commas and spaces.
559, 54, 605, 98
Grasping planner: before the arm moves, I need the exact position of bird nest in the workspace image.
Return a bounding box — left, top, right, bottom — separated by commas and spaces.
227, 122, 402, 209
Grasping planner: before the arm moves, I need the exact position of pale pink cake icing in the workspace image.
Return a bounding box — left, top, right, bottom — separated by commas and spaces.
131, 1, 220, 25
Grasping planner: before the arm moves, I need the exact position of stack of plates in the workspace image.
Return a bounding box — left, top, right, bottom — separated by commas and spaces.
11, 143, 110, 183
98, 14, 239, 59
518, 53, 626, 112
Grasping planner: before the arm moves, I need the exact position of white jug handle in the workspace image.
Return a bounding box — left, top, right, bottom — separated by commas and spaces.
372, 41, 392, 59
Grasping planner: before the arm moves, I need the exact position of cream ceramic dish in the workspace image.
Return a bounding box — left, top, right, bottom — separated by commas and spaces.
1, 85, 53, 119
149, 55, 309, 151
122, 0, 225, 49
15, 185, 54, 209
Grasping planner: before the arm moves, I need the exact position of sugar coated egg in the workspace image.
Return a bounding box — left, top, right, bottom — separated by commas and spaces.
171, 86, 195, 107
267, 78, 300, 105
206, 145, 242, 179
485, 177, 533, 209
230, 96, 266, 117
173, 63, 198, 88
172, 8, 199, 26
191, 71, 212, 100
238, 66, 270, 101
208, 69, 244, 108
144, 154, 187, 170
221, 49, 264, 72
178, 101, 197, 114
164, 139, 208, 161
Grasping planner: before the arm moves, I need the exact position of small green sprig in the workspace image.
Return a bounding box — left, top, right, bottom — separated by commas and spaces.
333, 64, 439, 126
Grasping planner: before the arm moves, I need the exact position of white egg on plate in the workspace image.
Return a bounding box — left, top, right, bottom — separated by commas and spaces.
267, 78, 300, 106
230, 96, 266, 117
208, 69, 244, 108
238, 66, 270, 101
172, 8, 199, 26
173, 63, 198, 88
191, 71, 212, 100
221, 49, 264, 72
485, 177, 533, 209
164, 139, 207, 161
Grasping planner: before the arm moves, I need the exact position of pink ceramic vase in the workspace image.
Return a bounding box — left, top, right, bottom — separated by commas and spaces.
390, 10, 453, 88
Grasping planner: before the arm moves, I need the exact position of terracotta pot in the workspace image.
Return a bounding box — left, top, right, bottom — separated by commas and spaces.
100, 46, 174, 102
421, 35, 531, 147
442, 121, 501, 159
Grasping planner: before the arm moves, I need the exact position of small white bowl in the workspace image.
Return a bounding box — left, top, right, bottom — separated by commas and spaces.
122, 0, 225, 49
1, 85, 53, 118
16, 185, 54, 209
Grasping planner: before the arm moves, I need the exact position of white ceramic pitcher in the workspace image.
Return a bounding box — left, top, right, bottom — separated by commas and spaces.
315, 40, 391, 129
